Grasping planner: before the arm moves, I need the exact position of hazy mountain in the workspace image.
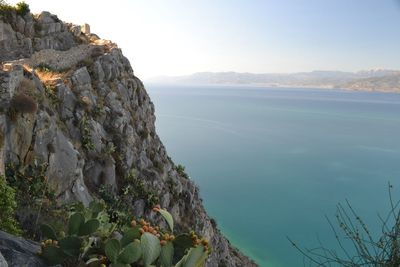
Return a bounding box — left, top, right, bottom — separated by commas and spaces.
148, 70, 400, 92
339, 74, 400, 92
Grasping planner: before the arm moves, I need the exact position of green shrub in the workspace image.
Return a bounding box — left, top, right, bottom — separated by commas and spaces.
35, 63, 53, 73
80, 116, 95, 150
0, 175, 22, 235
44, 85, 60, 107
0, 1, 30, 19
176, 164, 189, 179
5, 162, 58, 239
139, 128, 149, 139
15, 1, 29, 16
99, 184, 134, 228
167, 177, 181, 200
0, 0, 12, 12
5, 162, 55, 206
125, 171, 160, 208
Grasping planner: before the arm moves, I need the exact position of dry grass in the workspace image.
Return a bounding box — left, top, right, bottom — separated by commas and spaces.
35, 70, 65, 87
33, 63, 73, 88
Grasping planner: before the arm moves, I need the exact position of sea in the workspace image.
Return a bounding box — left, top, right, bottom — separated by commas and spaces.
147, 84, 400, 267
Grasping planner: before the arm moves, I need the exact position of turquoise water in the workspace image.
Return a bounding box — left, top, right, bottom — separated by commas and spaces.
147, 85, 400, 267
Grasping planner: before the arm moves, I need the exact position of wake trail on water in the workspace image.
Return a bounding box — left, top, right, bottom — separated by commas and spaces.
157, 114, 266, 143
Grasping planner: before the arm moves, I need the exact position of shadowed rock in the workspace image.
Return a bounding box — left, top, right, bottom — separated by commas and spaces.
0, 231, 46, 267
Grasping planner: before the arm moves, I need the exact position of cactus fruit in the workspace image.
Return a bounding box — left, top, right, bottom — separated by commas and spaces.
39, 201, 209, 267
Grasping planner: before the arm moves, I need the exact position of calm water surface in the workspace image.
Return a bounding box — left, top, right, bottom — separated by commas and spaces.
147, 85, 400, 267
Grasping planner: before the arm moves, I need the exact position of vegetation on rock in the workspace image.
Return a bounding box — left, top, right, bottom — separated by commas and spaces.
4, 163, 61, 239
0, 1, 29, 18
14, 1, 29, 15
1, 161, 210, 266
176, 165, 189, 179
0, 175, 22, 235
38, 202, 210, 267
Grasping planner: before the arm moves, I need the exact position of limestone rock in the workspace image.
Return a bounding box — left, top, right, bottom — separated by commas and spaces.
81, 23, 90, 35
0, 115, 5, 176
47, 131, 92, 206
57, 83, 77, 120
5, 113, 35, 163
0, 251, 6, 267
72, 67, 91, 87
132, 199, 146, 218
0, 231, 46, 267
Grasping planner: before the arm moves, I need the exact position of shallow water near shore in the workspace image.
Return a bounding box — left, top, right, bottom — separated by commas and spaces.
147, 84, 400, 267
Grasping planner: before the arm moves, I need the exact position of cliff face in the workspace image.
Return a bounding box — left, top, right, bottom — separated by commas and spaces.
0, 10, 257, 267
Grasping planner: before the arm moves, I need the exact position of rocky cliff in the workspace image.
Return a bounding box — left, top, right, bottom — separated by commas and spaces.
0, 8, 257, 267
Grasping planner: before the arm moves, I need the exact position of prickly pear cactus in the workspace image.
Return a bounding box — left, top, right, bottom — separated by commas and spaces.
39, 201, 210, 267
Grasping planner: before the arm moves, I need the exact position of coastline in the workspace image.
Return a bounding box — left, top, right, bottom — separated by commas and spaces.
145, 82, 400, 94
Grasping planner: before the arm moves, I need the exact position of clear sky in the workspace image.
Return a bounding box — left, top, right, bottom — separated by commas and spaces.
9, 0, 400, 79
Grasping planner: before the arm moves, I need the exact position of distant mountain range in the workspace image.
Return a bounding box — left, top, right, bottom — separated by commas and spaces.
147, 70, 400, 92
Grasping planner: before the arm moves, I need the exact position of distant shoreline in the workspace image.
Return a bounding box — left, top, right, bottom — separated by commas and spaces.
146, 70, 400, 93
146, 82, 400, 94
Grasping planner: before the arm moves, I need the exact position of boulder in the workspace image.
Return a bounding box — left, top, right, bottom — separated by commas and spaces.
72, 67, 91, 87
0, 231, 46, 267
